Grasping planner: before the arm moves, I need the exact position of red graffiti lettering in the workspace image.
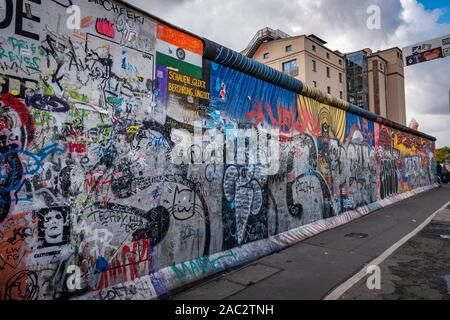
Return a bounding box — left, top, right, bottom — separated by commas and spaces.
68, 142, 87, 154
246, 101, 301, 136
82, 238, 151, 292
85, 170, 112, 195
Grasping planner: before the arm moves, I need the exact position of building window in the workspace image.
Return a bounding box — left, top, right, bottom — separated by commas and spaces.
282, 59, 299, 76
346, 50, 370, 111
340, 91, 343, 99
326, 67, 330, 78
339, 59, 342, 65
286, 45, 292, 53
326, 52, 330, 59
312, 60, 316, 72
263, 52, 270, 59
380, 63, 383, 70
312, 45, 316, 52
339, 72, 343, 83
327, 86, 331, 94
313, 81, 317, 88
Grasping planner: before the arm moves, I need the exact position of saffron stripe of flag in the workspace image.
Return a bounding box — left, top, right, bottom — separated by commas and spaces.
157, 22, 204, 56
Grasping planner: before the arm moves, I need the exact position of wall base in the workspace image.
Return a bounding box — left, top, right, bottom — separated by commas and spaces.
73, 184, 438, 300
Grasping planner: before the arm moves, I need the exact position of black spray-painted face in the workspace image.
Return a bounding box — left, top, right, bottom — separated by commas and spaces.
43, 210, 66, 244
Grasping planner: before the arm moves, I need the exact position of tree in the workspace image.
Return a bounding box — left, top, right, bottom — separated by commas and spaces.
436, 147, 450, 163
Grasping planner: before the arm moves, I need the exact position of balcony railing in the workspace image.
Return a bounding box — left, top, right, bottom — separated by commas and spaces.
244, 27, 291, 57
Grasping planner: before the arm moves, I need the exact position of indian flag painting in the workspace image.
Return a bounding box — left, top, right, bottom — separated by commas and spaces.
156, 23, 203, 79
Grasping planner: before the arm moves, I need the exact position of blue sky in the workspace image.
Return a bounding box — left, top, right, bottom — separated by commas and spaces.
418, 0, 450, 23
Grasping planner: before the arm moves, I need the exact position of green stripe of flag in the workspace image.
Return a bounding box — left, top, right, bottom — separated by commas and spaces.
156, 52, 203, 79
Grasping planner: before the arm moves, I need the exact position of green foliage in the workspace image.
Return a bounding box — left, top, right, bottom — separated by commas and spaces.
436, 147, 450, 163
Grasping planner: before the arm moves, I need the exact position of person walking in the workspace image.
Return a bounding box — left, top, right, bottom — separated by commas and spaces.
436, 161, 443, 185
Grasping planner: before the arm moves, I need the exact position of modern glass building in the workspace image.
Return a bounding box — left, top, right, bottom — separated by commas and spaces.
345, 48, 406, 125
345, 50, 370, 111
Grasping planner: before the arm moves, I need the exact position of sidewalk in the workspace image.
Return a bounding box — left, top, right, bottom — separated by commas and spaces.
340, 200, 450, 300
171, 184, 450, 300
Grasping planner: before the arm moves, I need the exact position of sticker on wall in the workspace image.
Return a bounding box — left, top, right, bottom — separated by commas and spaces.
25, 3, 33, 18
156, 23, 203, 78
166, 68, 210, 124
25, 80, 37, 91
0, 75, 38, 99
151, 65, 169, 125
443, 47, 450, 58
34, 206, 70, 249
8, 78, 21, 96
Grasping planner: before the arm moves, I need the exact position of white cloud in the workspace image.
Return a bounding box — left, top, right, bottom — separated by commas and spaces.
125, 0, 450, 147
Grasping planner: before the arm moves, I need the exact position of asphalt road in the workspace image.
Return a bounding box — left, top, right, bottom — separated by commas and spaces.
171, 184, 450, 300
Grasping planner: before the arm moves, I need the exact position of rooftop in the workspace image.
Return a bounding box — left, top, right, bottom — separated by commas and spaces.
243, 27, 291, 57
242, 27, 344, 59
307, 34, 327, 45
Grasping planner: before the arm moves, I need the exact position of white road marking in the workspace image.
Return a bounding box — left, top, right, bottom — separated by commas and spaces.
323, 199, 450, 300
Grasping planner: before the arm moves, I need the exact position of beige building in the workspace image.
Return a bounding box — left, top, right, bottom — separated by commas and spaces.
242, 28, 407, 126
241, 28, 347, 101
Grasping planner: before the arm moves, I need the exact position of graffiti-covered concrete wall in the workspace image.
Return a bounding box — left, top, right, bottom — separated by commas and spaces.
0, 0, 436, 300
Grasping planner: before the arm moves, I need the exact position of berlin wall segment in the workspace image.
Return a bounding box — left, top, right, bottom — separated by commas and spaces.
0, 0, 437, 300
